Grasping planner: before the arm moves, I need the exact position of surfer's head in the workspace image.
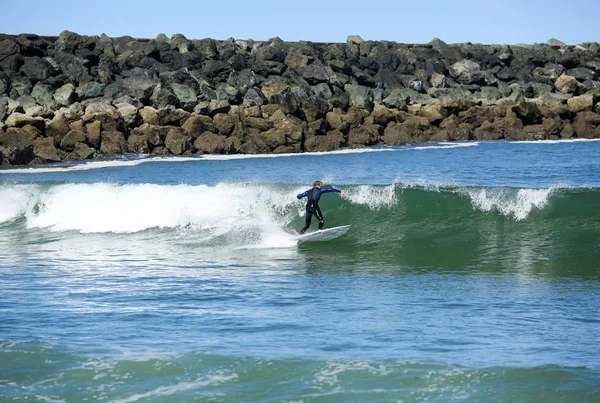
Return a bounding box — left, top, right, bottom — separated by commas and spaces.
313, 180, 323, 189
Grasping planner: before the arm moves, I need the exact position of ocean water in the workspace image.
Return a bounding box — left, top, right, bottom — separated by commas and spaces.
1, 140, 599, 402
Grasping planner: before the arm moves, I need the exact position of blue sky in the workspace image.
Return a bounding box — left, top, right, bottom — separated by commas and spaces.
3, 0, 599, 45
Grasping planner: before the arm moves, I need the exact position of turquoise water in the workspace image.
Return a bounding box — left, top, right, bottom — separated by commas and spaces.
1, 140, 599, 402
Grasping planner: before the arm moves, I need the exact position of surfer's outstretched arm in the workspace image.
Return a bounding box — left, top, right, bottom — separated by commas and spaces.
297, 191, 308, 199
318, 188, 346, 196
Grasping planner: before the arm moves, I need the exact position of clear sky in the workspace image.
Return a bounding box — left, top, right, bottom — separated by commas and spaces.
3, 0, 599, 45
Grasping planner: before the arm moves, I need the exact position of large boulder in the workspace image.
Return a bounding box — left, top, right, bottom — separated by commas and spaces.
164, 127, 191, 154
31, 82, 55, 107
0, 125, 39, 148
54, 84, 77, 106
449, 59, 486, 85
100, 130, 127, 154
20, 56, 56, 80
182, 115, 215, 138
67, 142, 95, 160
83, 102, 121, 131
76, 81, 107, 100
85, 120, 102, 148
122, 77, 158, 103
193, 131, 229, 153
0, 37, 19, 60
555, 75, 580, 94
115, 102, 140, 128
573, 112, 600, 138
347, 123, 381, 147
212, 112, 239, 135
344, 84, 374, 111
32, 137, 64, 162
301, 61, 333, 85
304, 130, 345, 152
0, 126, 36, 164
130, 123, 170, 147
60, 129, 87, 151
171, 83, 197, 110
567, 95, 595, 113
127, 133, 150, 154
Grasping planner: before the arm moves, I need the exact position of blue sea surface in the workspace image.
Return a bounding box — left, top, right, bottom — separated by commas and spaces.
1, 140, 599, 402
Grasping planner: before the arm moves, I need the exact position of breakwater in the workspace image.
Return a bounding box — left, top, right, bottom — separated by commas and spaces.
0, 31, 599, 165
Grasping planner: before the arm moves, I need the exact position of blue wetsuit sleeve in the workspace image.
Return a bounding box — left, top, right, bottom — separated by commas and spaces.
297, 191, 308, 199
317, 188, 341, 197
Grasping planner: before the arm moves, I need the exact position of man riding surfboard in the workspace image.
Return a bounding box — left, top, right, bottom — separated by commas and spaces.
297, 181, 346, 234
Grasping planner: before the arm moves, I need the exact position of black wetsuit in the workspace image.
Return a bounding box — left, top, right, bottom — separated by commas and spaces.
297, 186, 341, 234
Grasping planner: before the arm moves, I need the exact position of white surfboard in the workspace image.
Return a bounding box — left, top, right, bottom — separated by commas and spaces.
297, 225, 351, 243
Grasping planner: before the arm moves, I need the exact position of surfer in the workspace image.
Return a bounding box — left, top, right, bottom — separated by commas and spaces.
297, 181, 346, 234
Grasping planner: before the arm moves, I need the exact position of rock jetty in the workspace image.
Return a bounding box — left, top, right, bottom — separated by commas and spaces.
0, 31, 599, 166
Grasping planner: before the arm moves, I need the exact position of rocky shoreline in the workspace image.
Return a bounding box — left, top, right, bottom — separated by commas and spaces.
0, 31, 599, 166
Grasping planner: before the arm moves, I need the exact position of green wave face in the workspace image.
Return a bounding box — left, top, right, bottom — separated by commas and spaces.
1, 182, 598, 276
292, 185, 600, 275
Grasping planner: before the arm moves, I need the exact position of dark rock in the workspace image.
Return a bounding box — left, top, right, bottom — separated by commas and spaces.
157, 106, 191, 126
182, 115, 215, 138
127, 133, 150, 154
449, 60, 486, 85
301, 61, 331, 85
0, 143, 33, 165
474, 120, 503, 140
85, 120, 102, 148
60, 129, 87, 151
228, 54, 247, 71
0, 125, 39, 148
567, 67, 596, 81
82, 102, 121, 131
193, 131, 228, 153
20, 56, 56, 81
573, 111, 600, 138
194, 38, 219, 60
301, 97, 329, 121
213, 112, 239, 135
347, 123, 381, 147
0, 37, 19, 61
243, 88, 268, 107
514, 101, 543, 125
5, 112, 46, 130
150, 84, 178, 108
53, 52, 91, 81
100, 130, 127, 154
122, 77, 158, 103
54, 83, 77, 106
165, 127, 192, 155
46, 113, 71, 143
67, 142, 95, 160
33, 137, 64, 162
130, 123, 169, 147
557, 53, 580, 69
305, 130, 344, 152
344, 84, 374, 111
160, 51, 202, 70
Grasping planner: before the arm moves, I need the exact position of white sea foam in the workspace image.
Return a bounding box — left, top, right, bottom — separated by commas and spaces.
510, 138, 600, 144
0, 185, 38, 224
24, 183, 295, 237
0, 156, 199, 174
0, 182, 309, 249
408, 142, 480, 150
466, 187, 553, 220
346, 184, 397, 209
113, 371, 238, 403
